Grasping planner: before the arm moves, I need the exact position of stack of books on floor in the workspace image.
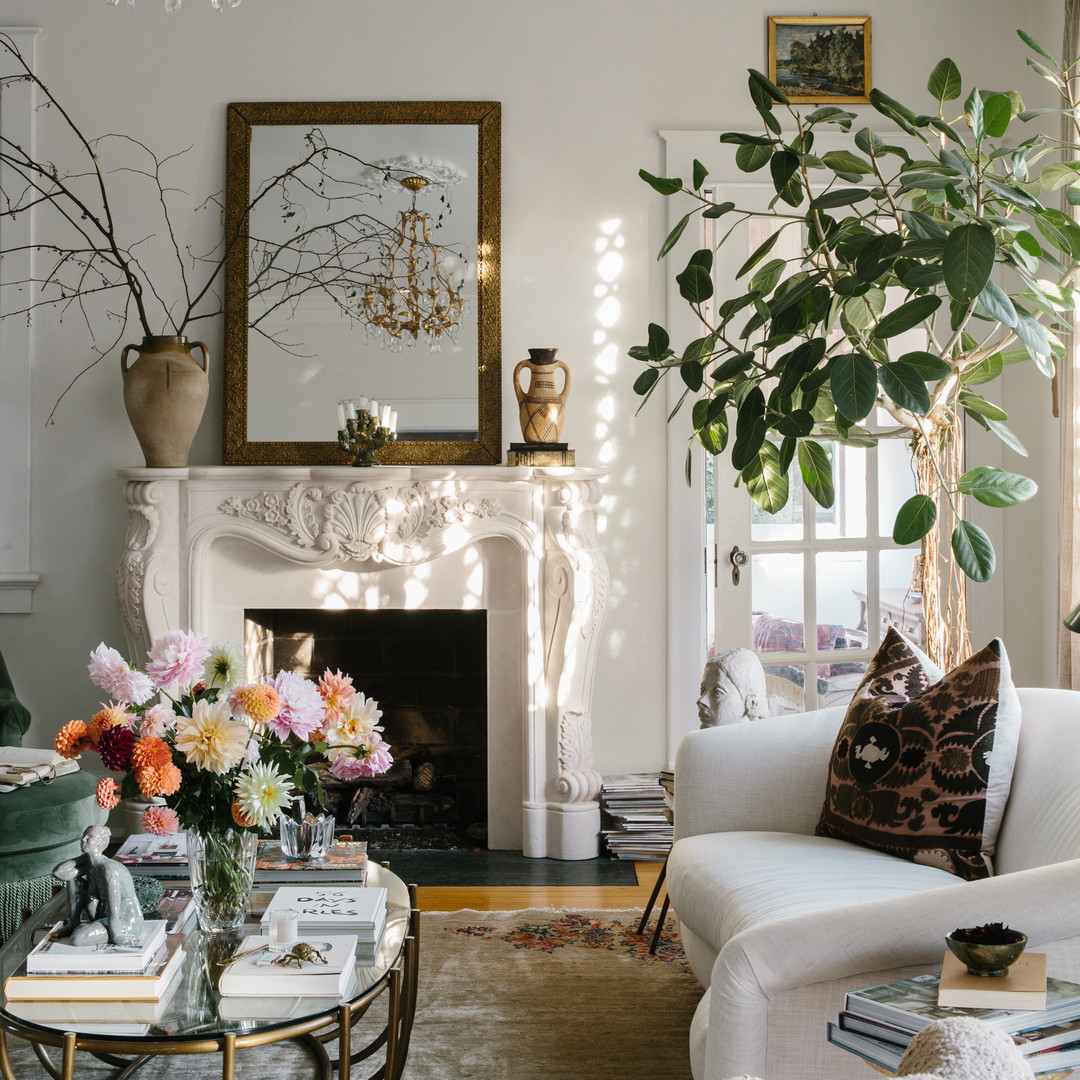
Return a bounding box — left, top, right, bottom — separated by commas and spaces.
828, 953, 1080, 1076
600, 773, 673, 861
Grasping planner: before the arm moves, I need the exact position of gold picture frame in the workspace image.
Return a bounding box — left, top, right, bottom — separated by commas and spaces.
768, 16, 872, 104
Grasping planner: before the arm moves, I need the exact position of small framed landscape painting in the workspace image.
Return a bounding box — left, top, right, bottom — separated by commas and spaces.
768, 15, 872, 103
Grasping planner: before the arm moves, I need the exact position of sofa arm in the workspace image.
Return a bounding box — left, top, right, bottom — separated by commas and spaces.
673, 706, 845, 840
705, 859, 1080, 1079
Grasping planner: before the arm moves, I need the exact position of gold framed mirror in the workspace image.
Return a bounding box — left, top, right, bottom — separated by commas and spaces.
222, 101, 501, 465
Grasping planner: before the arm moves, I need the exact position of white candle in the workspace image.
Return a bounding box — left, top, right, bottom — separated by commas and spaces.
345, 401, 357, 421
369, 399, 380, 418
269, 908, 299, 950
337, 402, 346, 430
357, 396, 369, 413
381, 404, 392, 428
389, 409, 398, 434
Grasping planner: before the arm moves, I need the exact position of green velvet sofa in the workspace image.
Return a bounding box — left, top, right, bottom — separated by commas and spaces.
0, 651, 104, 939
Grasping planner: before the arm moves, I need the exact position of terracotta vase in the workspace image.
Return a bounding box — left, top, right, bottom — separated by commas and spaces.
121, 335, 209, 467
513, 348, 571, 444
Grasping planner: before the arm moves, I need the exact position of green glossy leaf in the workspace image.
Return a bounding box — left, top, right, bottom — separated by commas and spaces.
681, 360, 705, 392
1026, 57, 1066, 90
750, 257, 786, 296
808, 188, 872, 211
770, 150, 802, 205
981, 93, 1013, 139
928, 57, 962, 105
742, 441, 790, 514
768, 271, 830, 319
985, 417, 1029, 457
632, 368, 659, 396
965, 87, 985, 141
798, 441, 835, 508
748, 68, 789, 105
1013, 309, 1053, 373
879, 362, 932, 414
957, 466, 1037, 507
658, 213, 691, 260
736, 141, 773, 173
830, 353, 878, 421
648, 323, 670, 360
737, 229, 783, 279
774, 409, 814, 437
959, 390, 1008, 422
842, 287, 887, 331
639, 169, 682, 195
822, 149, 874, 176
893, 494, 937, 545
897, 351, 952, 380
952, 520, 996, 582
692, 159, 708, 190
942, 223, 996, 304
711, 352, 755, 383
1035, 211, 1080, 259
806, 106, 857, 127
902, 210, 949, 241
854, 233, 903, 282
1039, 161, 1080, 191
1018, 28, 1056, 62
703, 200, 737, 218
732, 416, 767, 472
872, 295, 943, 338
983, 176, 1042, 210
869, 88, 921, 134
975, 279, 1018, 328
961, 351, 1004, 386
677, 264, 713, 305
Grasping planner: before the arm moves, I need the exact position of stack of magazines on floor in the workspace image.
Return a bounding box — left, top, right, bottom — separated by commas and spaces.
600, 773, 673, 861
3, 890, 195, 1034
829, 962, 1080, 1076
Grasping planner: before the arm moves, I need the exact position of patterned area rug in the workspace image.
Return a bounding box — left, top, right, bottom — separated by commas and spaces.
3, 908, 700, 1080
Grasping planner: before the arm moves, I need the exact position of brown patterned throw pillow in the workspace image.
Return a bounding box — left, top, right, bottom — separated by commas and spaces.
815, 628, 1017, 881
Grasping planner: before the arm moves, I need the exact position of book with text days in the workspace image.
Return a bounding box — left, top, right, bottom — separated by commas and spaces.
218, 934, 357, 997
260, 885, 387, 939
25, 919, 167, 974
5, 934, 185, 1000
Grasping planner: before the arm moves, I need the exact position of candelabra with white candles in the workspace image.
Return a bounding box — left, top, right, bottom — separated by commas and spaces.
336, 397, 398, 466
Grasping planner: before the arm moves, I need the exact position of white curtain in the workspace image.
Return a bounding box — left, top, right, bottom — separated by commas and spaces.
1058, 0, 1080, 688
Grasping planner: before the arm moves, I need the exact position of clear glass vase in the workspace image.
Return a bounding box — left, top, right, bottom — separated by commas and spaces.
186, 828, 257, 933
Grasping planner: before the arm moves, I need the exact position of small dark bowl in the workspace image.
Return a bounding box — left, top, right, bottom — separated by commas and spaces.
945, 931, 1028, 977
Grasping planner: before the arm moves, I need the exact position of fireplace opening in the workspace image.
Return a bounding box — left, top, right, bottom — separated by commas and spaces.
245, 608, 488, 849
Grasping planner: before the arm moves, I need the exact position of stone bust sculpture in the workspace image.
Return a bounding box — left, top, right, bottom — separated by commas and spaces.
697, 648, 768, 728
52, 823, 145, 947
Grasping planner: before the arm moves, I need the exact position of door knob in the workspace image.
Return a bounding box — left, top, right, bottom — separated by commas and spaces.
729, 545, 748, 586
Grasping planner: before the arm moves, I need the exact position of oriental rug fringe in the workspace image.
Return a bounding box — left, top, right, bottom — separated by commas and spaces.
3, 908, 700, 1080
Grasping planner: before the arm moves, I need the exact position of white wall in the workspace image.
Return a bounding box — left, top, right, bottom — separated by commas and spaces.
0, 0, 1058, 782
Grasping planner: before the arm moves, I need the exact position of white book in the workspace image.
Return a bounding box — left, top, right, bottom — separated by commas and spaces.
218, 934, 357, 997
260, 886, 387, 939
26, 920, 167, 974
0, 746, 79, 788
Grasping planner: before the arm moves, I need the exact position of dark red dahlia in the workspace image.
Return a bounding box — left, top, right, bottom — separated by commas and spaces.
98, 725, 137, 771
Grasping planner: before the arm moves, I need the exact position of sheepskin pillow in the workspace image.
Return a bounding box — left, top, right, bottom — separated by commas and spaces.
815, 627, 1020, 880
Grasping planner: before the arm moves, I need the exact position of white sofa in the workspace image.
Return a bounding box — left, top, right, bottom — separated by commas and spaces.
669, 687, 1080, 1080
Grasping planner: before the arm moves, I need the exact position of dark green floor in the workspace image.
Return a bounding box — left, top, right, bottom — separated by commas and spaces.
366, 849, 638, 887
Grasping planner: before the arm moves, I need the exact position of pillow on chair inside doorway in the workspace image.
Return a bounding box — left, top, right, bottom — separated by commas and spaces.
815, 627, 1020, 880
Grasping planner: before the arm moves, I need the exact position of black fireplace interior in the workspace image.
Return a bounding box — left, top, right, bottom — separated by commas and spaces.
245, 608, 488, 848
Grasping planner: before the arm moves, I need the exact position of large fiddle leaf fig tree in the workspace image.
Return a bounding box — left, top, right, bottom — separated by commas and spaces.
633, 30, 1080, 667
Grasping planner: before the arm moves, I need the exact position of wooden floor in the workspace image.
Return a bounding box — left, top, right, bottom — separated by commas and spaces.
415, 860, 666, 912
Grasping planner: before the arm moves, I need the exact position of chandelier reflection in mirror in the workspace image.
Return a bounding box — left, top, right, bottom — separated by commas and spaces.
357, 157, 468, 352
105, 0, 239, 10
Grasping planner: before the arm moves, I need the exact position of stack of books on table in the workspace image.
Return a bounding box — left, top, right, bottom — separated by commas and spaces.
253, 839, 369, 883
828, 953, 1080, 1076
113, 833, 188, 878
600, 773, 673, 861
4, 919, 186, 1005
259, 883, 388, 958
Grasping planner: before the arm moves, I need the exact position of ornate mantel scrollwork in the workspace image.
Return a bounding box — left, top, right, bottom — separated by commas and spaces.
219, 482, 504, 564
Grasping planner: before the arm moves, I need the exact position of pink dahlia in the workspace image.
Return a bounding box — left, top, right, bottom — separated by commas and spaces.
95, 777, 121, 810
87, 643, 155, 706
268, 670, 326, 741
317, 668, 355, 726
142, 804, 180, 836
97, 725, 137, 771
328, 739, 394, 781
141, 703, 178, 738
145, 630, 210, 693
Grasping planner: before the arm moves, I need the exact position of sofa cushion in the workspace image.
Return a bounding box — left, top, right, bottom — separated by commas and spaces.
668, 831, 957, 968
815, 630, 1020, 880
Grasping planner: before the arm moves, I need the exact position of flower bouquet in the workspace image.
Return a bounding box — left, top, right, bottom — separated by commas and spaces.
54, 630, 393, 930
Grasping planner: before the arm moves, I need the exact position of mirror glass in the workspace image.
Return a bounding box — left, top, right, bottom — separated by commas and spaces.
223, 102, 501, 465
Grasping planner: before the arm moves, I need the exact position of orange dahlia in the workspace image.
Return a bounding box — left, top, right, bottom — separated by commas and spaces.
157, 762, 182, 796
131, 736, 171, 770
95, 777, 121, 810
229, 682, 281, 724
88, 706, 131, 744
231, 800, 257, 827
135, 762, 182, 798
55, 720, 90, 759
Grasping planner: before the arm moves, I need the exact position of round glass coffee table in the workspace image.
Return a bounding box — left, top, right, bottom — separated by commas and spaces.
0, 863, 418, 1080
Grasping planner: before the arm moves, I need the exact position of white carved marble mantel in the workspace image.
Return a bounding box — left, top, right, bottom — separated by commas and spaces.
116, 466, 608, 860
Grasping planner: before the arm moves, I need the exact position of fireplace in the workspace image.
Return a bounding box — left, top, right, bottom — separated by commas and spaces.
116, 466, 608, 859
246, 607, 488, 845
